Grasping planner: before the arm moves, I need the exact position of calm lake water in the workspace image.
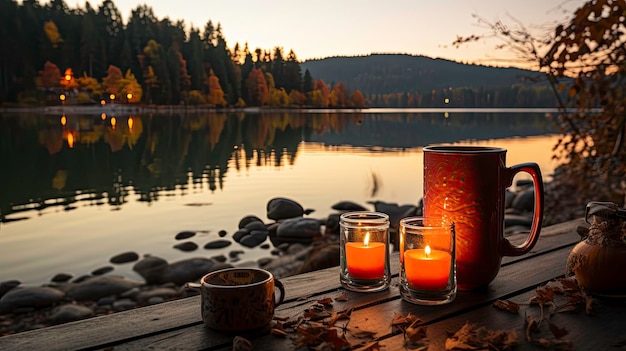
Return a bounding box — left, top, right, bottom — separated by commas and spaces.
0, 109, 561, 285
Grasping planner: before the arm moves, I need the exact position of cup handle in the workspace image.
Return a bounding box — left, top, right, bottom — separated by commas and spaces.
274, 279, 286, 306
501, 162, 544, 256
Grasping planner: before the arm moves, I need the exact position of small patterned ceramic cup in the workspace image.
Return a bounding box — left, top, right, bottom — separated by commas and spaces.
187, 267, 285, 331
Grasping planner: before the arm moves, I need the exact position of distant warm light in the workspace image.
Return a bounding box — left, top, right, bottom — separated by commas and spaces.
59, 94, 66, 101
444, 112, 449, 118
127, 117, 134, 129
61, 115, 66, 126
127, 93, 133, 101
65, 74, 71, 81
111, 117, 117, 128
101, 113, 106, 120
66, 132, 74, 148
100, 100, 106, 106
110, 94, 115, 100
444, 98, 450, 104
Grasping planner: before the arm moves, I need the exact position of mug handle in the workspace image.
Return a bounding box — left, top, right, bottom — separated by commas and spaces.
500, 162, 544, 256
274, 279, 286, 306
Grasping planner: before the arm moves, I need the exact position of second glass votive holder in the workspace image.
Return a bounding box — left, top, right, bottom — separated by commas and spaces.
339, 211, 391, 292
399, 217, 456, 305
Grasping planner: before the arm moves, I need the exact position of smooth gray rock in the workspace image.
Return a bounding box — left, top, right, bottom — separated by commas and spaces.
238, 215, 264, 229
276, 218, 321, 238
0, 280, 20, 299
159, 259, 233, 285
50, 304, 94, 324
136, 288, 179, 303
331, 201, 368, 211
218, 230, 228, 237
175, 231, 196, 240
91, 266, 114, 276
173, 241, 198, 252
51, 273, 73, 283
112, 298, 136, 311
267, 197, 304, 220
110, 251, 140, 264
133, 256, 169, 284
203, 239, 232, 249
232, 229, 249, 242
67, 275, 144, 301
0, 286, 65, 310
239, 230, 267, 248
511, 187, 535, 213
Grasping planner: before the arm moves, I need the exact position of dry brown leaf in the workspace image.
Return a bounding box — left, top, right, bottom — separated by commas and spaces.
493, 299, 520, 313
445, 322, 517, 351
334, 292, 349, 301
391, 312, 420, 329
327, 309, 352, 326
532, 337, 574, 350
524, 315, 540, 342
548, 321, 569, 339
297, 295, 312, 301
273, 315, 290, 322
350, 328, 377, 339
271, 328, 288, 337
317, 297, 334, 306
405, 324, 428, 344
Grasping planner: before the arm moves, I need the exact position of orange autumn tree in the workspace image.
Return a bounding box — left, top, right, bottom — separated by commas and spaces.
38, 61, 61, 88
351, 90, 366, 108
246, 67, 270, 106
102, 65, 123, 97
206, 69, 226, 106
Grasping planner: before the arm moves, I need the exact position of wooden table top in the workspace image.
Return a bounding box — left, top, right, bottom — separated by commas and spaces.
2, 218, 625, 351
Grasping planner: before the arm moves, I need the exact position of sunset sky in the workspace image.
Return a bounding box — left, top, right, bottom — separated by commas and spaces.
60, 0, 587, 68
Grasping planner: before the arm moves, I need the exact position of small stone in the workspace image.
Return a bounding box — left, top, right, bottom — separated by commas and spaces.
175, 231, 196, 240
229, 250, 244, 258
233, 229, 249, 242
276, 218, 321, 239
0, 280, 21, 299
91, 266, 114, 276
260, 244, 271, 249
133, 256, 169, 284
270, 249, 281, 256
267, 197, 304, 220
173, 241, 198, 252
331, 201, 368, 211
112, 298, 136, 311
0, 287, 65, 310
50, 304, 94, 324
238, 215, 264, 229
97, 296, 115, 306
67, 275, 144, 301
258, 257, 273, 267
51, 273, 73, 283
240, 230, 267, 248
244, 221, 267, 231
72, 275, 92, 284
110, 252, 140, 264
218, 230, 227, 237
211, 255, 227, 263
203, 240, 232, 249
136, 288, 179, 303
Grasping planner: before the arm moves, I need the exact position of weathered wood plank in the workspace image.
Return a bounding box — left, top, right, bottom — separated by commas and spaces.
0, 219, 583, 351
100, 227, 581, 350
378, 287, 626, 350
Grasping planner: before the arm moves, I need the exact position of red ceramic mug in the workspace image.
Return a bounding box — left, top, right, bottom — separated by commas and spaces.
422, 145, 544, 290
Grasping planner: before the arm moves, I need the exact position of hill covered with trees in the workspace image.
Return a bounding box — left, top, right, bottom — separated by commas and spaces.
0, 0, 558, 109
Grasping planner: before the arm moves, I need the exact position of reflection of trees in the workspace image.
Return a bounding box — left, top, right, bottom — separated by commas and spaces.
0, 111, 556, 222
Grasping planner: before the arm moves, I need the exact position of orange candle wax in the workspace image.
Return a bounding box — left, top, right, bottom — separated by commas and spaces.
346, 233, 385, 280
404, 246, 451, 290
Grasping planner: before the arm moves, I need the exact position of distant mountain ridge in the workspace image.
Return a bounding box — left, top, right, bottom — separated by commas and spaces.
301, 54, 545, 95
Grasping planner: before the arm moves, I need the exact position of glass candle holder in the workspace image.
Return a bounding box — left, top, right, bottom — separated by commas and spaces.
340, 211, 391, 292
399, 217, 456, 305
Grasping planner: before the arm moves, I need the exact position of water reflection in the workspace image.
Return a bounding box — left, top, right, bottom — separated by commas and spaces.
0, 111, 557, 224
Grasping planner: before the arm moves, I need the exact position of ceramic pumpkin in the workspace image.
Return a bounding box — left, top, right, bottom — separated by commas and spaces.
566, 202, 626, 295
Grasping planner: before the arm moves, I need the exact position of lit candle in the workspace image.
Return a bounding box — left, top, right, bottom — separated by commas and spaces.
346, 232, 385, 280
404, 245, 451, 290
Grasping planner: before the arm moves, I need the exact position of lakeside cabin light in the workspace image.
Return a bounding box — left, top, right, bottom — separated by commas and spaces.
127, 93, 133, 102
59, 94, 65, 102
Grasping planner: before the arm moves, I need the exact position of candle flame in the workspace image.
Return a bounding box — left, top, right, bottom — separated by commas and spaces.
425, 245, 431, 257
364, 232, 370, 246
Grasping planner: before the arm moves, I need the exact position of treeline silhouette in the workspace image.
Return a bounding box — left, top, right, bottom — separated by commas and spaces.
0, 0, 557, 108
0, 111, 557, 223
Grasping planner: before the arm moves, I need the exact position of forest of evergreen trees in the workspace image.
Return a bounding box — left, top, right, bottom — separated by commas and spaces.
0, 0, 557, 108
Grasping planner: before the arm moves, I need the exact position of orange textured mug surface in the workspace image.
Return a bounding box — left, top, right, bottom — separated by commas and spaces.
422, 145, 544, 290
